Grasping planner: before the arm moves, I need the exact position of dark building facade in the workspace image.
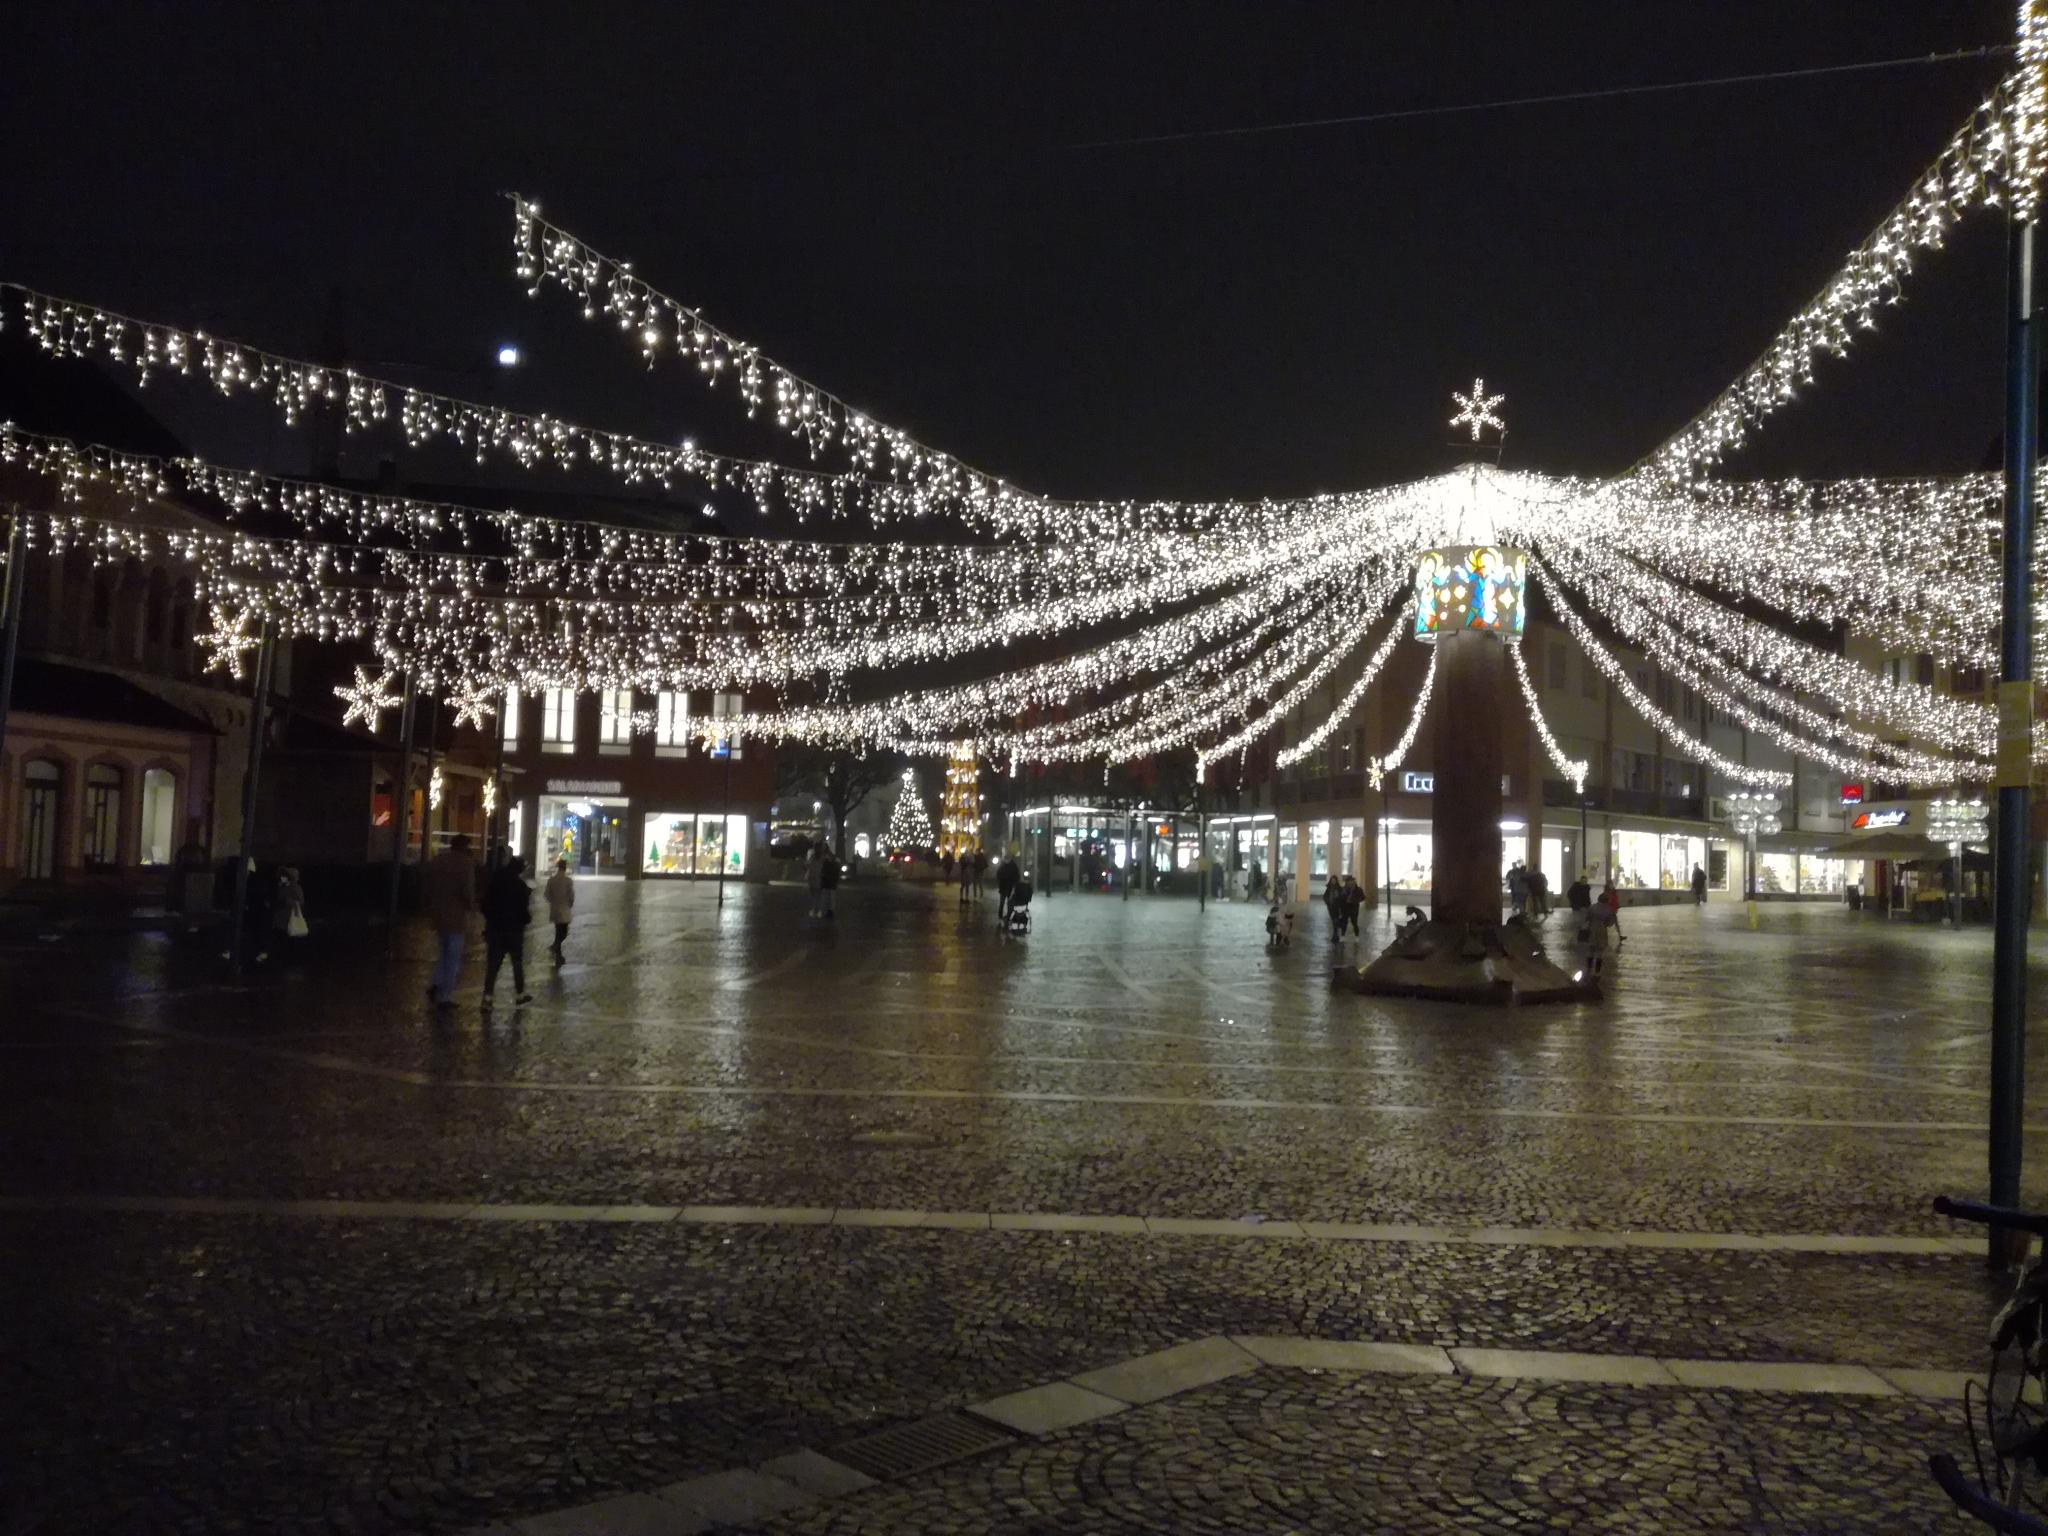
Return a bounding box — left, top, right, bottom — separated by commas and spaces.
497, 687, 775, 880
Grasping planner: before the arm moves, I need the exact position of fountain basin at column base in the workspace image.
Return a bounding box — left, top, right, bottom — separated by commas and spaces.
1335, 915, 1599, 1006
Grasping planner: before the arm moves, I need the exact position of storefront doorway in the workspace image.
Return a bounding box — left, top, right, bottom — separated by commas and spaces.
539, 795, 630, 876
21, 759, 61, 880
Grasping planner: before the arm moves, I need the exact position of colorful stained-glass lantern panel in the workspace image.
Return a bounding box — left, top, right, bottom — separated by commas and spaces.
1413, 545, 1527, 640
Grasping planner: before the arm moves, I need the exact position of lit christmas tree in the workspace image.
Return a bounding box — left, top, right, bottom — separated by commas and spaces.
939, 741, 979, 857
885, 767, 934, 851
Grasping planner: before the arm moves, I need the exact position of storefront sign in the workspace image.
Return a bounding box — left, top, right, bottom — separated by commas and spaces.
1399, 772, 1511, 795
1851, 808, 1908, 830
545, 778, 622, 795
1839, 784, 1864, 805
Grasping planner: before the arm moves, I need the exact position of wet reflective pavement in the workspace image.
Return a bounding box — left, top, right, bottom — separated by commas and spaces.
2, 880, 2041, 1532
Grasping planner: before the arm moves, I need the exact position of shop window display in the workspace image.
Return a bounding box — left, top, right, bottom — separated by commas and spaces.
1659, 834, 1704, 890
1386, 831, 1432, 890
1798, 856, 1848, 894
643, 812, 748, 876
1755, 851, 1797, 894
1611, 829, 1660, 889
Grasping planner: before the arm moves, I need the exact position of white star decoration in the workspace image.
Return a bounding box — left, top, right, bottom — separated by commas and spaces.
198, 603, 262, 680
448, 681, 499, 732
334, 665, 403, 732
1449, 377, 1506, 441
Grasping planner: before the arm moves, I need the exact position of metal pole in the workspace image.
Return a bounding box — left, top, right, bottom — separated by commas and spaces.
1122, 808, 1130, 901
718, 738, 733, 908
1991, 213, 2039, 1262
227, 617, 274, 973
419, 691, 442, 864
1384, 789, 1393, 917
1041, 766, 1052, 901
1197, 778, 1207, 913
385, 671, 417, 933
1952, 839, 1965, 930
0, 512, 25, 763
1746, 829, 1759, 930
488, 702, 507, 878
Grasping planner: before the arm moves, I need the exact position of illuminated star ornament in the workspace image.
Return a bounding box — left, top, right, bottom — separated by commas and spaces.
334, 665, 403, 732
1449, 377, 1506, 442
448, 681, 499, 732
197, 603, 262, 680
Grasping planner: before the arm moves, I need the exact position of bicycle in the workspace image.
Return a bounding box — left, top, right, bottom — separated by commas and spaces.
1930, 1196, 2048, 1533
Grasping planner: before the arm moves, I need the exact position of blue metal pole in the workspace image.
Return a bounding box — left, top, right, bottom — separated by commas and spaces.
1991, 216, 2038, 1263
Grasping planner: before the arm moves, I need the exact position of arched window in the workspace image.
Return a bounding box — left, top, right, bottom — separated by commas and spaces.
140, 768, 178, 866
21, 759, 62, 880
84, 762, 123, 866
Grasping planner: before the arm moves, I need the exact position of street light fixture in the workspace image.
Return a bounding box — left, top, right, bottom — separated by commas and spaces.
1927, 797, 1990, 929
1728, 791, 1782, 930
496, 344, 523, 367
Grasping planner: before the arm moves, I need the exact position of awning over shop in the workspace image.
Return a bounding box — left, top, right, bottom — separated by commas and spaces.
1818, 830, 1948, 860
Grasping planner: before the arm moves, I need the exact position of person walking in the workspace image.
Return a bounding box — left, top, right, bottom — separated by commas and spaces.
423, 834, 478, 1007
1506, 860, 1528, 918
545, 858, 575, 965
1691, 863, 1708, 905
996, 851, 1020, 919
1600, 879, 1627, 944
959, 847, 974, 905
1526, 865, 1550, 920
1341, 873, 1364, 937
482, 853, 535, 1007
1322, 875, 1345, 942
272, 866, 308, 959
818, 843, 842, 919
941, 849, 956, 885
972, 849, 988, 900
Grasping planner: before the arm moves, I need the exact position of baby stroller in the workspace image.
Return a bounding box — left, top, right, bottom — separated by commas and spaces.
1005, 878, 1034, 933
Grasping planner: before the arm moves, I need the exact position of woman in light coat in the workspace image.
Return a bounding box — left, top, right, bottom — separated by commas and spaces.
545, 858, 575, 966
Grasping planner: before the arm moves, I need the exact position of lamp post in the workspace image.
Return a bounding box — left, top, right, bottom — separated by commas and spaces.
1728, 791, 1781, 931
1928, 797, 1991, 930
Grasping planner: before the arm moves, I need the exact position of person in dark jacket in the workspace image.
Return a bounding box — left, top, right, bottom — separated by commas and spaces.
817, 844, 842, 918
1322, 875, 1344, 941
482, 854, 534, 1006
1340, 874, 1365, 936
1691, 863, 1708, 905
1566, 872, 1593, 915
996, 854, 1021, 918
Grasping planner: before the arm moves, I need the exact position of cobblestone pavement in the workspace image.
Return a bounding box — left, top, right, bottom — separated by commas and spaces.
2, 881, 2042, 1532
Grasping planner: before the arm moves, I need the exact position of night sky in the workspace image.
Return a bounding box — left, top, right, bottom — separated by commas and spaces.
0, 3, 2027, 505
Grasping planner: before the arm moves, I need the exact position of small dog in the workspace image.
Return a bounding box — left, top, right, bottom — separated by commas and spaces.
1265, 901, 1295, 949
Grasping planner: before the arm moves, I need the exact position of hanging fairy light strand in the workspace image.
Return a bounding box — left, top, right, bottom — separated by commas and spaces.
1367, 647, 1437, 791
1274, 610, 1410, 770
513, 197, 1017, 496
1635, 64, 2043, 486
1531, 558, 1793, 788
1508, 641, 1589, 794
